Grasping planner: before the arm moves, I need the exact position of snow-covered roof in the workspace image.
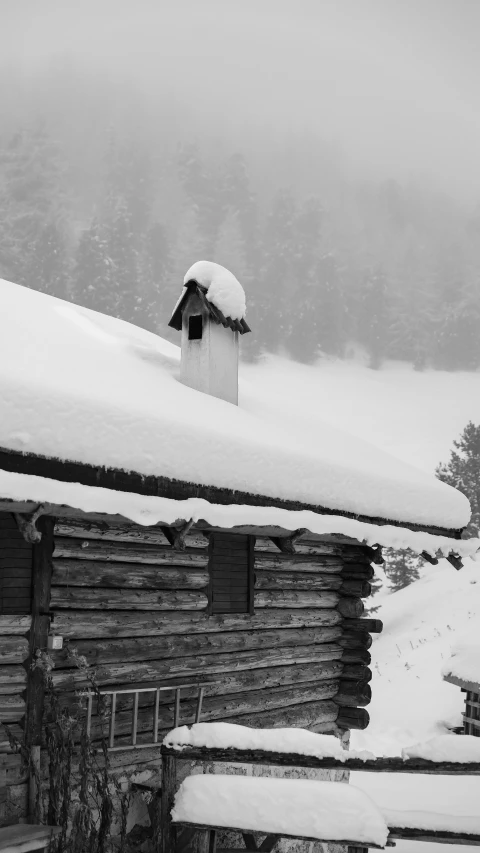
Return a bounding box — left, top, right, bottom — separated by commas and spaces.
0, 279, 472, 549
169, 261, 250, 334
442, 643, 480, 691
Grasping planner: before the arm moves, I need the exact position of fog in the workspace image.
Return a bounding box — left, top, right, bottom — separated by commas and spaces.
1, 0, 480, 372
4, 0, 480, 196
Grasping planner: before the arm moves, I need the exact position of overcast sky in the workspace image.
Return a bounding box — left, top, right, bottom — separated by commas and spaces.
3, 0, 480, 198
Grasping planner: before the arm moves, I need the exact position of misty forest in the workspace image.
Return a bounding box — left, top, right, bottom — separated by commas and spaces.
1, 58, 480, 370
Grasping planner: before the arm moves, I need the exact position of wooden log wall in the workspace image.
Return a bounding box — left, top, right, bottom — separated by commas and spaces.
46, 517, 376, 769
0, 513, 32, 826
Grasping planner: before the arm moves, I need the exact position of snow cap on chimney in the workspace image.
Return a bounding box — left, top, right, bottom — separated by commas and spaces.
168, 261, 250, 406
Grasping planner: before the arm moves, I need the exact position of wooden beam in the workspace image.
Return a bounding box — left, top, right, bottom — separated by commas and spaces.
160, 746, 480, 775
24, 516, 54, 820
269, 529, 308, 555
13, 505, 46, 544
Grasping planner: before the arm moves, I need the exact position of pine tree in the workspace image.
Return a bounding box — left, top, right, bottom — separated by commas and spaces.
436, 422, 480, 537
25, 221, 69, 299
383, 548, 421, 592
259, 189, 297, 353
0, 124, 66, 288
71, 219, 115, 314
177, 144, 221, 256
138, 221, 172, 333
357, 266, 389, 368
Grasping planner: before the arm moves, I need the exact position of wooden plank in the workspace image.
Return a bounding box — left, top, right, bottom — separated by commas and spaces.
172, 823, 384, 850
52, 560, 209, 589
52, 608, 343, 638
1, 578, 32, 589
255, 571, 342, 591
51, 627, 343, 666
51, 656, 343, 693
0, 694, 26, 722
0, 667, 27, 690
25, 517, 53, 752
53, 537, 208, 565
52, 641, 343, 677
255, 591, 339, 609
388, 827, 480, 845
50, 587, 208, 610
253, 553, 343, 572
0, 638, 29, 665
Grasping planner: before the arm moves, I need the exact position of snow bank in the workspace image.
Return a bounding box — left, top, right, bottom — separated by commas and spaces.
1, 470, 478, 559
402, 734, 480, 763
442, 644, 480, 688
383, 807, 480, 835
0, 279, 470, 533
184, 260, 246, 320
171, 774, 389, 846
163, 722, 374, 761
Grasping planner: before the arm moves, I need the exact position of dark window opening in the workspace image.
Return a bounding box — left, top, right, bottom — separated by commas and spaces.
208, 532, 254, 614
0, 512, 33, 615
188, 315, 203, 340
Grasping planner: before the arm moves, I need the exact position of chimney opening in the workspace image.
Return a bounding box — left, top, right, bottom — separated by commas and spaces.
188, 315, 203, 341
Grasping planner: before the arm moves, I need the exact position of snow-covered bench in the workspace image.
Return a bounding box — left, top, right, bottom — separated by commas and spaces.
158, 725, 480, 853
171, 774, 389, 850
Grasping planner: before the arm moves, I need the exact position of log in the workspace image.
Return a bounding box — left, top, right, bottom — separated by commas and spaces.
51, 627, 343, 667
337, 598, 364, 618
52, 641, 343, 678
253, 554, 344, 573
50, 587, 208, 610
0, 667, 27, 691
337, 630, 372, 650
340, 648, 372, 665
52, 560, 209, 590
388, 827, 480, 845
0, 637, 29, 665
340, 564, 375, 580
0, 722, 23, 753
159, 746, 480, 775
336, 707, 370, 730
51, 654, 344, 692
53, 537, 208, 564
254, 571, 342, 591
56, 518, 205, 549
0, 695, 26, 723
52, 608, 343, 638
85, 682, 341, 739
254, 591, 339, 609
342, 618, 383, 633
0, 616, 31, 636
334, 680, 371, 707
340, 665, 372, 683
340, 580, 371, 597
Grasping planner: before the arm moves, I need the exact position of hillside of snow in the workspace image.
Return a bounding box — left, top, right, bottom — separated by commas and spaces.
244, 355, 480, 853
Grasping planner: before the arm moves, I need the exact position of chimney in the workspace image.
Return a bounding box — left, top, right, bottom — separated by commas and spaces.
168, 261, 250, 406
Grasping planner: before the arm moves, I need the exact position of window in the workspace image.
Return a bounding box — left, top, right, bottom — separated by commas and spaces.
208, 532, 254, 614
0, 512, 32, 615
188, 315, 203, 340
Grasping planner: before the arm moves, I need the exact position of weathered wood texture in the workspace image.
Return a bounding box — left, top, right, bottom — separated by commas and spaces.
46, 516, 376, 764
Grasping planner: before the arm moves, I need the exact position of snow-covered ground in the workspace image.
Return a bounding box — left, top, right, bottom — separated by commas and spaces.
242, 356, 480, 853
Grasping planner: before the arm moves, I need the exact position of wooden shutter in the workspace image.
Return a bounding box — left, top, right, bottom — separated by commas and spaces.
209, 532, 254, 614
0, 512, 33, 615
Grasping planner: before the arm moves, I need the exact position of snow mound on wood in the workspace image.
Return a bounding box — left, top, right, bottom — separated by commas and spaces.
382, 807, 480, 835
171, 773, 389, 846
1, 470, 478, 559
402, 734, 480, 763
184, 260, 246, 320
0, 279, 471, 533
442, 643, 480, 688
163, 722, 374, 761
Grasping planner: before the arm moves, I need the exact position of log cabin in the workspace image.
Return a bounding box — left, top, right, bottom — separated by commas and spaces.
443, 646, 480, 737
0, 262, 475, 830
